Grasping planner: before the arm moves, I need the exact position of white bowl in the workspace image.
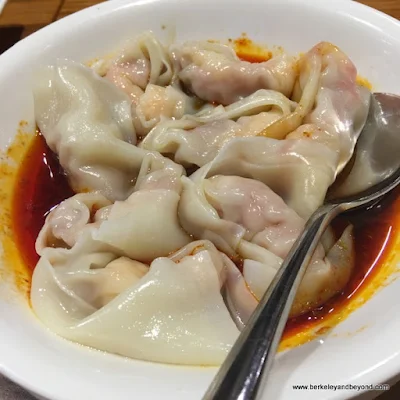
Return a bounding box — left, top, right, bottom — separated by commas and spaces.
0, 0, 400, 399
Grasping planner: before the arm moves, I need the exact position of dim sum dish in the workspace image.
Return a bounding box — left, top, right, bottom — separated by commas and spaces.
0, 1, 400, 399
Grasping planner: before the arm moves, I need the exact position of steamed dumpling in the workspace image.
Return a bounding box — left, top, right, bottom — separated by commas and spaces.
33, 61, 141, 200
236, 225, 355, 319
204, 176, 355, 317
179, 174, 355, 319
204, 175, 305, 258
36, 192, 112, 254
33, 61, 184, 201
101, 31, 174, 100
62, 256, 149, 309
184, 136, 338, 220
95, 188, 191, 262
172, 41, 297, 104
31, 240, 240, 365
134, 84, 201, 137
95, 31, 202, 137
259, 42, 371, 175
37, 153, 190, 263
140, 89, 296, 166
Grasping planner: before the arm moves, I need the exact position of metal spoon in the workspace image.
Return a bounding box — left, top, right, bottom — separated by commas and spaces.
203, 93, 400, 400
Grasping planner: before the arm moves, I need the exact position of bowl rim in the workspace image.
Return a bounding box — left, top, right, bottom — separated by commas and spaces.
1, 1, 400, 400
2, 0, 400, 65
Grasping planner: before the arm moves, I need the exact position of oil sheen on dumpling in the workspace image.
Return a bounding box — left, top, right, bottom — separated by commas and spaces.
31, 240, 239, 365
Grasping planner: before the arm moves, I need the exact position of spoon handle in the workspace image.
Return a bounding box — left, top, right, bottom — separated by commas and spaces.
203, 203, 341, 400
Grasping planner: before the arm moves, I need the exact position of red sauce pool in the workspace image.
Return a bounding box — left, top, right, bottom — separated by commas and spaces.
12, 132, 74, 270
284, 190, 399, 338
11, 133, 400, 337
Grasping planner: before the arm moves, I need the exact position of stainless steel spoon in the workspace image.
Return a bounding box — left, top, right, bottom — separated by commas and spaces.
203, 93, 400, 400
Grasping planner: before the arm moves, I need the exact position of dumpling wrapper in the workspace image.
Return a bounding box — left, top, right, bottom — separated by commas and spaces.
260, 42, 370, 175
36, 192, 112, 254
100, 31, 174, 96
140, 89, 296, 167
181, 136, 338, 221
33, 61, 183, 201
94, 31, 202, 137
31, 241, 240, 365
37, 151, 190, 263
134, 84, 201, 137
173, 40, 296, 104
179, 175, 355, 321
95, 188, 191, 262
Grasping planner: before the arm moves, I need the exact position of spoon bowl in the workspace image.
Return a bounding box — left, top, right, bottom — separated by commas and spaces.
329, 93, 400, 199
